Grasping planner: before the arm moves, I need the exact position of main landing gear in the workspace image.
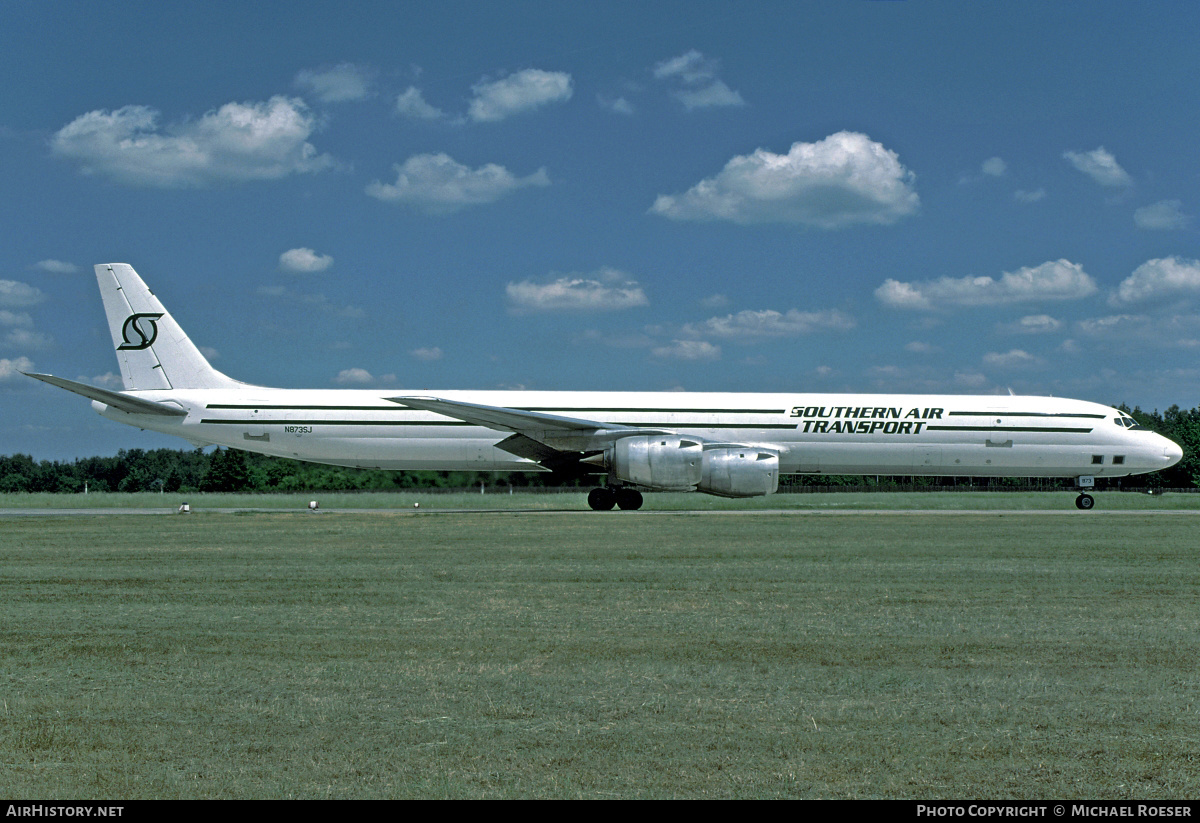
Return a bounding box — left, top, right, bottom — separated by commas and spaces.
587, 487, 644, 511
1075, 493, 1095, 510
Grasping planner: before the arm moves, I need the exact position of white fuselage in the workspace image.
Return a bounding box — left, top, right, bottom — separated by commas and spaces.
95, 388, 1181, 479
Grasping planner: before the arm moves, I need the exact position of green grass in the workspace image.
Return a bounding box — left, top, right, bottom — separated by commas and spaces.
3, 488, 1199, 511
2, 512, 1198, 798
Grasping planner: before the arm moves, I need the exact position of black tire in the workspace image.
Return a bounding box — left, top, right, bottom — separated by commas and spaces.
588, 487, 616, 511
615, 488, 644, 510
1075, 493, 1095, 510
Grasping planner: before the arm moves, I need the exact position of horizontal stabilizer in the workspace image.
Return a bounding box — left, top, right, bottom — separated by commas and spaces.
24, 373, 187, 417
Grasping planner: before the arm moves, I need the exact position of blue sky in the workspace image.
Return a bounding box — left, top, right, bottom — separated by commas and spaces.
4, 0, 1200, 460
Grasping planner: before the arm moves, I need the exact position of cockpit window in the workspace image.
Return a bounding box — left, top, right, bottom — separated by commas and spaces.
1113, 415, 1148, 431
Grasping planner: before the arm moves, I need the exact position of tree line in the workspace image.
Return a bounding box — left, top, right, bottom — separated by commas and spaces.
2, 403, 1196, 494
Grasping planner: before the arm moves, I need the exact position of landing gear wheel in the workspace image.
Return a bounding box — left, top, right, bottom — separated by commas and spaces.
615, 488, 644, 511
588, 487, 616, 511
1075, 493, 1095, 510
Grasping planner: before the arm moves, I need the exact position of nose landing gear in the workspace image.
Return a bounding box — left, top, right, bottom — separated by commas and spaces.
1075, 475, 1095, 510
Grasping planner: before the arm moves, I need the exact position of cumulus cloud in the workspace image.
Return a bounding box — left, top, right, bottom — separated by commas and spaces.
51, 96, 336, 187
982, 349, 1040, 369
468, 69, 573, 122
1134, 200, 1189, 230
981, 157, 1007, 177
365, 153, 549, 213
653, 50, 745, 110
395, 87, 447, 121
0, 308, 50, 351
295, 63, 373, 102
333, 367, 375, 385
257, 285, 363, 319
0, 310, 32, 328
410, 347, 443, 361
651, 339, 721, 361
875, 260, 1097, 311
999, 314, 1063, 334
506, 269, 649, 314
34, 259, 78, 274
1076, 314, 1149, 336
1014, 188, 1046, 203
597, 94, 634, 115
279, 247, 333, 273
650, 131, 919, 228
0, 356, 35, 381
682, 308, 855, 340
0, 280, 44, 308
1110, 257, 1200, 305
1063, 147, 1132, 187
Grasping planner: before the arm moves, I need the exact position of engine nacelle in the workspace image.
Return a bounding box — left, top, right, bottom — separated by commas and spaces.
699, 447, 779, 497
609, 435, 703, 491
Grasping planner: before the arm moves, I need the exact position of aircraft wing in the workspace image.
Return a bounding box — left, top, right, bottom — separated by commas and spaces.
387, 395, 673, 457
24, 372, 187, 417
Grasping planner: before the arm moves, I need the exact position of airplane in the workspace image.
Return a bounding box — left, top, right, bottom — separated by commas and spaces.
26, 263, 1183, 511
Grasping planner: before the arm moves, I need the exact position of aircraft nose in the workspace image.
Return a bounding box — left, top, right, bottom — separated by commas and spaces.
1164, 439, 1183, 467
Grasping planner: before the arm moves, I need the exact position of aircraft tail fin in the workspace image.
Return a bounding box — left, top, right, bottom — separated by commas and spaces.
96, 263, 244, 390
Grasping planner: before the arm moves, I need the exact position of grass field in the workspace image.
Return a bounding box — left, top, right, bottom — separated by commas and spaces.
2, 506, 1199, 798
3, 488, 1200, 511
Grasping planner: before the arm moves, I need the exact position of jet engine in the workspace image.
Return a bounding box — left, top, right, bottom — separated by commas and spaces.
609, 435, 703, 491
606, 435, 779, 497
698, 447, 779, 497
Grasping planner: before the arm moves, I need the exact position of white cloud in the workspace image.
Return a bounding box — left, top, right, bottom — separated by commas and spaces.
257, 285, 363, 319
295, 63, 372, 102
468, 69, 573, 122
1111, 257, 1200, 305
0, 280, 44, 308
395, 87, 447, 121
904, 341, 938, 353
653, 50, 745, 110
365, 153, 549, 213
654, 50, 716, 84
597, 95, 634, 115
410, 347, 443, 361
683, 308, 856, 340
51, 96, 336, 187
650, 131, 918, 228
1063, 147, 1132, 187
1000, 314, 1063, 334
1076, 314, 1149, 336
279, 247, 333, 273
651, 339, 720, 360
334, 367, 375, 385
34, 259, 78, 274
954, 371, 988, 388
875, 260, 1097, 310
0, 356, 34, 380
983, 349, 1040, 368
1014, 188, 1046, 203
5, 328, 52, 350
981, 157, 1007, 177
506, 269, 649, 314
0, 310, 32, 328
1134, 200, 1189, 230
675, 80, 745, 111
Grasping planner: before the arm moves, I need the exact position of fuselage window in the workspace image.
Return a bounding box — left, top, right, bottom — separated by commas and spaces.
1113, 455, 1125, 465
1092, 455, 1104, 465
